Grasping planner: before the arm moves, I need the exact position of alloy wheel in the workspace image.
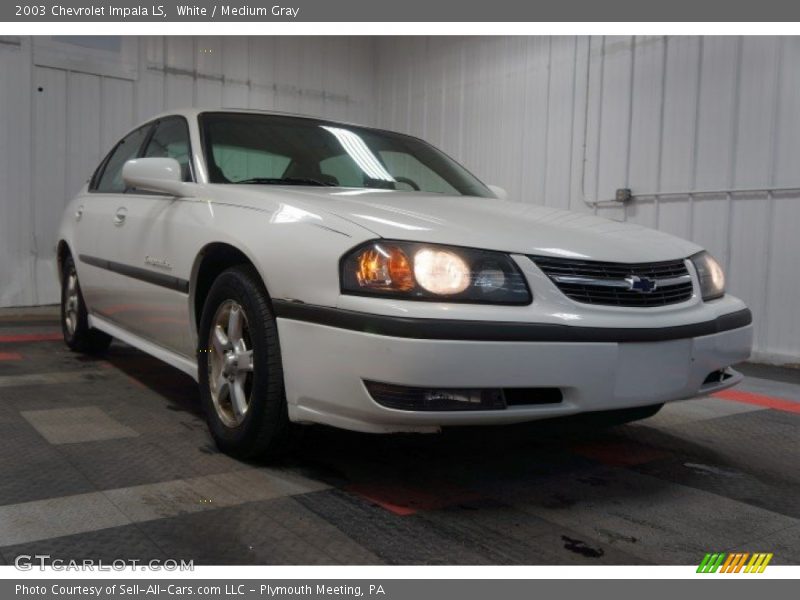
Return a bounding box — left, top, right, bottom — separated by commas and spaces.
207, 300, 255, 428
64, 269, 80, 337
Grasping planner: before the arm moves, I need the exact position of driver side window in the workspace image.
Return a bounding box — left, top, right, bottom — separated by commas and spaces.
142, 118, 193, 182
94, 125, 150, 193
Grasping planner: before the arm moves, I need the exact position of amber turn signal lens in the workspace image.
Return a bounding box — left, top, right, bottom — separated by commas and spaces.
355, 245, 415, 291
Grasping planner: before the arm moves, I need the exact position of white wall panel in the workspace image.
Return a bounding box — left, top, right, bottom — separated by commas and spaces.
165, 37, 194, 71
544, 38, 578, 210
164, 75, 194, 109
763, 196, 800, 362
728, 194, 772, 354
0, 38, 34, 307
136, 38, 166, 122
66, 72, 101, 200
374, 35, 800, 364
774, 38, 800, 186
246, 37, 276, 111
221, 38, 249, 109
520, 37, 551, 205
100, 77, 135, 151
0, 35, 378, 311
596, 36, 633, 205
627, 36, 665, 202
659, 37, 701, 194
31, 67, 67, 305
222, 37, 248, 81
734, 38, 780, 189
694, 37, 738, 190
655, 198, 691, 241
196, 79, 223, 108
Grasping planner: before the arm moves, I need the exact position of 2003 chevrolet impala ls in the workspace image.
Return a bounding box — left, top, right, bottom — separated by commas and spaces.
57, 109, 752, 457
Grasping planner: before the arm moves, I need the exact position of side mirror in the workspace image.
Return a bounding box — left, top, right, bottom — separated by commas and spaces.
487, 184, 508, 200
122, 158, 193, 197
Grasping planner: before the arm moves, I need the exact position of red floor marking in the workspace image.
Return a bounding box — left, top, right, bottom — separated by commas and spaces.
713, 389, 800, 414
103, 304, 147, 315
0, 352, 22, 361
0, 331, 62, 343
571, 440, 672, 466
345, 482, 483, 516
127, 378, 148, 390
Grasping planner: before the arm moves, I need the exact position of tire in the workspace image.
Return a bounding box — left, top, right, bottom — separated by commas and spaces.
60, 255, 112, 354
197, 265, 293, 459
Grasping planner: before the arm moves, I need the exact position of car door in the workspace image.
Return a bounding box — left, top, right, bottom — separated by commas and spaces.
97, 116, 197, 358
76, 123, 152, 319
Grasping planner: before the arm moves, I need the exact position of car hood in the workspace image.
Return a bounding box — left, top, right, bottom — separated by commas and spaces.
218, 187, 702, 263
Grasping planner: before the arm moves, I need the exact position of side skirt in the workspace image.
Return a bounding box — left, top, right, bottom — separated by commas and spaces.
89, 313, 199, 381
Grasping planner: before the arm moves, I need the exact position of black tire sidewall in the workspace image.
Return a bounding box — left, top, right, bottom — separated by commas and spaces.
197, 266, 287, 457
60, 255, 88, 349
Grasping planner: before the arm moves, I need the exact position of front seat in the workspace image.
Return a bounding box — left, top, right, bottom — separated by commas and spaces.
206, 157, 231, 183
283, 160, 339, 185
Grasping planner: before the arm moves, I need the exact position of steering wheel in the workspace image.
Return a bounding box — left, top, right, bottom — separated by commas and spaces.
393, 176, 420, 191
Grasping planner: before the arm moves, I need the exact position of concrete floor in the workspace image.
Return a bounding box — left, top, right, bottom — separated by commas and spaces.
0, 307, 798, 565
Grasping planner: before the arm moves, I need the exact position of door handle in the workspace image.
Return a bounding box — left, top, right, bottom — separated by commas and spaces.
75, 205, 84, 221
113, 207, 128, 226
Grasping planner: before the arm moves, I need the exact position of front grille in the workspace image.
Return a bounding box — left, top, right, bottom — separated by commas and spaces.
530, 255, 694, 307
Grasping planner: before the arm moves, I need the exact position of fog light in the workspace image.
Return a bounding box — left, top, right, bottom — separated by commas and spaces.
365, 381, 505, 411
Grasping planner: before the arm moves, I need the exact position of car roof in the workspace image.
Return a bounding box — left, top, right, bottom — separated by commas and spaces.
148, 107, 374, 131
134, 108, 432, 151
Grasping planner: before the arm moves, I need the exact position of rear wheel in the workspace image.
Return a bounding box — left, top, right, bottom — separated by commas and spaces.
60, 255, 112, 354
197, 265, 293, 459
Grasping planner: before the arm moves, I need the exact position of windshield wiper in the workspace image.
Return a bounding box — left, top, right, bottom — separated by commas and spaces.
233, 177, 335, 187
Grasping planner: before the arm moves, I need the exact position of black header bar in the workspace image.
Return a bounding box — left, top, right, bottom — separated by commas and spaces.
4, 1, 799, 22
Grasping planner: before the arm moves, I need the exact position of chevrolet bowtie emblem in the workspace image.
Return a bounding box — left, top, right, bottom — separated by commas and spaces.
625, 275, 657, 293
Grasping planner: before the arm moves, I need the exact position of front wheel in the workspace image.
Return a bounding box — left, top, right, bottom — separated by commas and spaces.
197, 265, 293, 459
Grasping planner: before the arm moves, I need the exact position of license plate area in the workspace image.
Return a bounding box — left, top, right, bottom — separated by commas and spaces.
614, 339, 692, 400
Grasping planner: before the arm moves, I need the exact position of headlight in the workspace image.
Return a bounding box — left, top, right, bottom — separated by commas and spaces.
413, 248, 471, 295
691, 251, 725, 301
341, 240, 532, 304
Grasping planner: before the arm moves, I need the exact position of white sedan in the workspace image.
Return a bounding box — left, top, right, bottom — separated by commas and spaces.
57, 109, 753, 457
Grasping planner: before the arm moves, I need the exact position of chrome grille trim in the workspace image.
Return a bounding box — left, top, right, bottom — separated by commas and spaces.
549, 273, 693, 289
529, 256, 695, 307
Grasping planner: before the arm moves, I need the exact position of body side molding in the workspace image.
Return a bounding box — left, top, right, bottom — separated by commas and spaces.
80, 254, 190, 293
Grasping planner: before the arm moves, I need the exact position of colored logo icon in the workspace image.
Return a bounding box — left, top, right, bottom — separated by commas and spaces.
697, 552, 773, 573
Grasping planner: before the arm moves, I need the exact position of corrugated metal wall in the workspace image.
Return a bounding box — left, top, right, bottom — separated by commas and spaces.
0, 36, 377, 308
375, 36, 800, 365
1, 35, 798, 364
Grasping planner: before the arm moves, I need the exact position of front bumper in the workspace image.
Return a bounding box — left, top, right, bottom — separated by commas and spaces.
276, 304, 753, 433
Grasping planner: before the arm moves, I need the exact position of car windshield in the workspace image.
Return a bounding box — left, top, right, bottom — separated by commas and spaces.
199, 112, 493, 197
